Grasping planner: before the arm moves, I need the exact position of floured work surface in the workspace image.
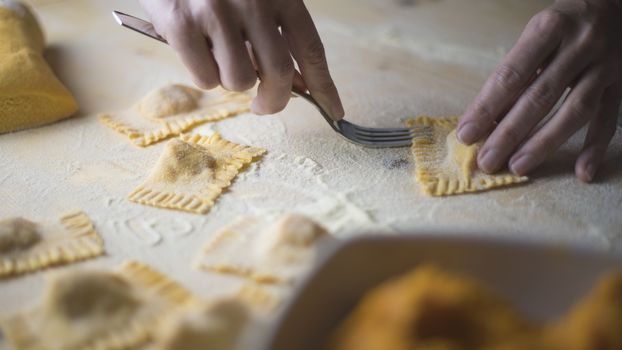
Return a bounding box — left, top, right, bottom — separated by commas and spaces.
1, 0, 622, 346
406, 116, 529, 196
99, 84, 251, 147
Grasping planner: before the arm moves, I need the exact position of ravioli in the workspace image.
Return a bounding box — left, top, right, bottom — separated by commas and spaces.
0, 211, 104, 278
99, 84, 251, 147
406, 116, 529, 196
197, 214, 336, 285
129, 133, 265, 214
155, 299, 250, 350
0, 0, 78, 134
1, 260, 198, 350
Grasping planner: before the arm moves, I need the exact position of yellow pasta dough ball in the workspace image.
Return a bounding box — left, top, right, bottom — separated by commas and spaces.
0, 0, 78, 134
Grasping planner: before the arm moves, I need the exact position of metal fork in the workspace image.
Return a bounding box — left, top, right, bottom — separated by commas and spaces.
112, 11, 431, 148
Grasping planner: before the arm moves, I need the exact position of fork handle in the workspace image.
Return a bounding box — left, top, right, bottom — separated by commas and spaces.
291, 86, 342, 132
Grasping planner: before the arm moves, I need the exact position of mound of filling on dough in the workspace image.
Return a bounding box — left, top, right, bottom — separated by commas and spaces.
152, 138, 218, 183
38, 271, 142, 349
138, 84, 203, 121
0, 217, 41, 252
156, 299, 250, 350
328, 265, 622, 350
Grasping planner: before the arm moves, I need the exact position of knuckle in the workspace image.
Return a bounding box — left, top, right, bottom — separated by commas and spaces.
279, 0, 302, 13
568, 97, 596, 123
312, 78, 337, 95
532, 134, 557, 154
469, 98, 495, 122
302, 38, 328, 67
240, 0, 263, 10
496, 126, 523, 147
493, 64, 524, 93
165, 15, 194, 40
204, 0, 226, 14
572, 0, 591, 14
525, 83, 558, 110
531, 9, 567, 33
576, 27, 605, 51
266, 58, 295, 83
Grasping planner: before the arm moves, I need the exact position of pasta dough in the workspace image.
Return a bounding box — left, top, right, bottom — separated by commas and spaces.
406, 116, 528, 196
1, 260, 198, 350
155, 299, 250, 350
0, 211, 104, 278
0, 0, 78, 134
129, 133, 265, 214
197, 214, 336, 285
99, 84, 251, 147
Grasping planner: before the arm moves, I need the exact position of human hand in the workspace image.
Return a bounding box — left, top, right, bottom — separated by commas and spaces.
457, 0, 622, 182
139, 0, 344, 119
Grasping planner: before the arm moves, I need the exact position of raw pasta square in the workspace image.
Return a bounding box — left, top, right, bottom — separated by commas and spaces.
99, 84, 251, 147
406, 116, 529, 196
1, 260, 198, 350
0, 211, 104, 278
197, 214, 336, 285
128, 133, 266, 214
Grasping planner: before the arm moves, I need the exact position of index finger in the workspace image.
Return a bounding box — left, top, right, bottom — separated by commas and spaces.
280, 1, 344, 120
458, 11, 564, 144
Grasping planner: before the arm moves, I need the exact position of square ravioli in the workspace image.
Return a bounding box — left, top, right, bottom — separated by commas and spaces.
406, 116, 529, 196
0, 211, 104, 278
129, 133, 265, 214
197, 214, 337, 285
1, 260, 198, 350
99, 84, 251, 147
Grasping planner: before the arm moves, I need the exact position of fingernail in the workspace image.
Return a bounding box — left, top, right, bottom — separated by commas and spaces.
457, 122, 479, 144
478, 149, 502, 173
510, 154, 536, 176
585, 163, 596, 182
